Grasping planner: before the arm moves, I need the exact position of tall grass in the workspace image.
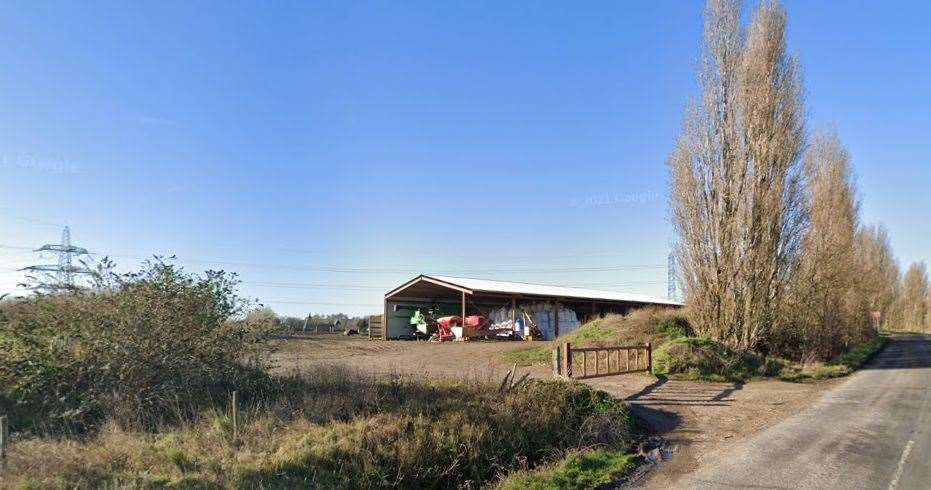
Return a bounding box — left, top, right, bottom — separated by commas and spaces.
653, 334, 889, 382
2, 367, 635, 489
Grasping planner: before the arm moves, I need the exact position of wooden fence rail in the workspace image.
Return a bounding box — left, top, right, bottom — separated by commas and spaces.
553, 342, 651, 379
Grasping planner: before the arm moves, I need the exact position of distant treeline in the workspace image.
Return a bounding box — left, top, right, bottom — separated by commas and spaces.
276, 313, 369, 333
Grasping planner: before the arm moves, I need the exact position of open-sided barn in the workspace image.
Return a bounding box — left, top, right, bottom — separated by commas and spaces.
373, 274, 680, 340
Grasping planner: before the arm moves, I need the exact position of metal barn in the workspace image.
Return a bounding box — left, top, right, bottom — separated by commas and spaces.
374, 274, 680, 340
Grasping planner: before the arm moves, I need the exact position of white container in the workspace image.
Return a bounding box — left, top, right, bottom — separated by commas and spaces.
451, 326, 464, 339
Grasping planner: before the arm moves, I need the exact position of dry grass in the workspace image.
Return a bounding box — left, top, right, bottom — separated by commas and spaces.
2, 366, 635, 489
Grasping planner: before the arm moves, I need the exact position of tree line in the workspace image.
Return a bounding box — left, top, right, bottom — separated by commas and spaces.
276, 312, 369, 333
670, 0, 928, 361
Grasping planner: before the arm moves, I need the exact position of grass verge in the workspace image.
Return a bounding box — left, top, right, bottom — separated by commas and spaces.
652, 335, 890, 382
775, 335, 889, 381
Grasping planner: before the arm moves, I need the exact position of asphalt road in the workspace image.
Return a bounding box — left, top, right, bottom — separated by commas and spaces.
681, 334, 931, 490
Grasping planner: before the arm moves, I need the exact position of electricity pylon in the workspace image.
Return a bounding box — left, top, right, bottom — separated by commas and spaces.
21, 226, 92, 291
667, 253, 679, 302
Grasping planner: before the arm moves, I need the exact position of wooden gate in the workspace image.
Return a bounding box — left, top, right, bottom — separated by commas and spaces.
553, 342, 652, 379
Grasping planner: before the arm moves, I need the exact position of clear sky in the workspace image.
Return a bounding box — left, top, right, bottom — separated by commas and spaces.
1, 1, 929, 316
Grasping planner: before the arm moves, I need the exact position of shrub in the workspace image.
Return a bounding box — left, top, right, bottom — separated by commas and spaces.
0, 259, 275, 432
652, 337, 762, 381
651, 309, 694, 339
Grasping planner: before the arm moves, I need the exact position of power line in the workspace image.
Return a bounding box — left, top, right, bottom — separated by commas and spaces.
260, 299, 382, 307
0, 243, 666, 275
243, 281, 382, 290
239, 278, 666, 291
0, 245, 33, 251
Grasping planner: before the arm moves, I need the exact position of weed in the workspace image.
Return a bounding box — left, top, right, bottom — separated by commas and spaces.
497, 449, 636, 490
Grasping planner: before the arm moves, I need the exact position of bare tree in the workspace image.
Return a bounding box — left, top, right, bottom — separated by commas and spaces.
854, 223, 900, 327
899, 262, 928, 331
926, 288, 931, 333
670, 0, 806, 352
782, 131, 866, 359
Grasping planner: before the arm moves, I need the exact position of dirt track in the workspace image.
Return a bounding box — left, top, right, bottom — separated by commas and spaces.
271, 334, 834, 487
585, 376, 837, 488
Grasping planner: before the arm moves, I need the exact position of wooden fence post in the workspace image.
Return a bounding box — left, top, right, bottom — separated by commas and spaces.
0, 414, 8, 467
552, 347, 561, 377
231, 391, 239, 440
561, 342, 572, 378
646, 343, 653, 374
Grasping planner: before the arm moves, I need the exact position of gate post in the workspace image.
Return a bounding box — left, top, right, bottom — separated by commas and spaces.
552, 347, 560, 378
646, 342, 653, 374
561, 342, 572, 378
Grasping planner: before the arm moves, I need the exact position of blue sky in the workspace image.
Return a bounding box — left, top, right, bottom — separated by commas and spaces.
1, 1, 929, 316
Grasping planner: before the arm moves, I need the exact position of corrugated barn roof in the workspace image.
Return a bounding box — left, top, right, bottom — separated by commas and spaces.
387, 274, 681, 306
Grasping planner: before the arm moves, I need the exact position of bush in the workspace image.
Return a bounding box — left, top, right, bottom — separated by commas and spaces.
0, 259, 275, 432
652, 337, 762, 381
651, 309, 694, 339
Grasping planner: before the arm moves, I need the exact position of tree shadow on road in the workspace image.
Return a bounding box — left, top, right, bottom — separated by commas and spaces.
624, 376, 744, 407
862, 335, 931, 370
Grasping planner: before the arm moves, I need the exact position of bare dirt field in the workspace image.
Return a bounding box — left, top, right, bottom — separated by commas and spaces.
270, 333, 552, 380
270, 334, 837, 488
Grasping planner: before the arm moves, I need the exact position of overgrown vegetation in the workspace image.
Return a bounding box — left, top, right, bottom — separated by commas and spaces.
0, 261, 637, 489
773, 336, 888, 381
0, 259, 275, 433
652, 333, 889, 382
2, 368, 635, 489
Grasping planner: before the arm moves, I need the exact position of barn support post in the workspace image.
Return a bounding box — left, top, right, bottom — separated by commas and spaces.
511, 297, 517, 332
383, 300, 389, 340
461, 291, 467, 324
554, 302, 560, 338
